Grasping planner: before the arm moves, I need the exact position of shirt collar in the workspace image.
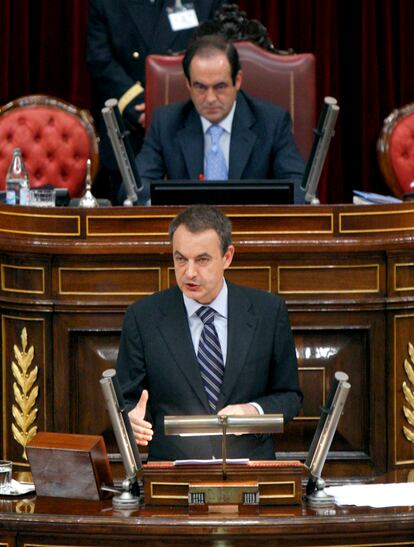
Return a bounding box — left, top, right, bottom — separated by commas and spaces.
183, 279, 228, 319
200, 101, 236, 135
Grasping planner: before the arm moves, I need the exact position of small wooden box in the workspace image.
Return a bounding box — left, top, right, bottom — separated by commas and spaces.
27, 432, 113, 500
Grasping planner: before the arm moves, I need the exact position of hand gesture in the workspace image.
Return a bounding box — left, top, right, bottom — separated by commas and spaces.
128, 389, 153, 446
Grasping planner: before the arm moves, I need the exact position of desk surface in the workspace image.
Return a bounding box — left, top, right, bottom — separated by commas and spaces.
1, 473, 414, 546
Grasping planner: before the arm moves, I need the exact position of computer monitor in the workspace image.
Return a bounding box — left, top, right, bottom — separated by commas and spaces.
150, 180, 294, 206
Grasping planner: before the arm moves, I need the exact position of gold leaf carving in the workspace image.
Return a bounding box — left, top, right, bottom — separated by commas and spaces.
403, 425, 414, 443
403, 405, 414, 427
409, 341, 414, 365
12, 405, 25, 430
16, 499, 35, 513
402, 381, 414, 409
10, 328, 39, 460
11, 424, 26, 447
404, 359, 414, 387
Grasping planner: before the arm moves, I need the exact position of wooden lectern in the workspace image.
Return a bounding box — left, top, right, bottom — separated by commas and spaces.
144, 460, 304, 507
142, 414, 305, 509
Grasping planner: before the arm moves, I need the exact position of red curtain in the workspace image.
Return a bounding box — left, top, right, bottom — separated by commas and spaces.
1, 0, 414, 203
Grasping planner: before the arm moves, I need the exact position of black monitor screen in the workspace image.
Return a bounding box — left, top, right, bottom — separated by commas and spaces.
150, 180, 294, 206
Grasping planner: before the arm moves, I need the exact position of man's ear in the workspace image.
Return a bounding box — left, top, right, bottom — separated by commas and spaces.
223, 245, 235, 269
235, 70, 243, 91
185, 78, 192, 93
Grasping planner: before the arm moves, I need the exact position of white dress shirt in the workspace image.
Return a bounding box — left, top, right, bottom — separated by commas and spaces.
182, 279, 263, 414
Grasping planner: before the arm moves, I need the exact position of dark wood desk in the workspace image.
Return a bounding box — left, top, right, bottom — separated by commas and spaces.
1, 202, 414, 480
0, 472, 414, 546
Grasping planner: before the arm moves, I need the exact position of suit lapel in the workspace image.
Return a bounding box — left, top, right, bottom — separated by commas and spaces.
218, 283, 258, 407
228, 93, 258, 179
177, 108, 204, 179
157, 287, 211, 412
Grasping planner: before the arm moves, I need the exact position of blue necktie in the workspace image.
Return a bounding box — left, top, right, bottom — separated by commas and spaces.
196, 306, 225, 412
205, 125, 228, 180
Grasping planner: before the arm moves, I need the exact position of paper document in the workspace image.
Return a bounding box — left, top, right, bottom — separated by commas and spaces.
325, 482, 414, 507
0, 479, 35, 497
174, 458, 249, 466
352, 190, 402, 205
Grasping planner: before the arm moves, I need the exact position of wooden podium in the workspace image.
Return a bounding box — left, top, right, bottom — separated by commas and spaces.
143, 461, 304, 507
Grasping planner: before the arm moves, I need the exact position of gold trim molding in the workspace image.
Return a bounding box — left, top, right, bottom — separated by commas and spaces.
58, 266, 162, 295
0, 210, 80, 237
277, 263, 380, 295
394, 262, 414, 292
1, 264, 45, 295
339, 208, 414, 234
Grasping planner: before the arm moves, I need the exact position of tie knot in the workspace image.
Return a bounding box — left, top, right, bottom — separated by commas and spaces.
196, 306, 215, 325
208, 124, 224, 145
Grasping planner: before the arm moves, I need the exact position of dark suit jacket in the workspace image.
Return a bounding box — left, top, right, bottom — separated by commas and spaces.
117, 281, 302, 461
86, 0, 227, 170
137, 91, 306, 203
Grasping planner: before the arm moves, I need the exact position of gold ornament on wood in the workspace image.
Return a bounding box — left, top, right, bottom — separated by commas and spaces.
402, 341, 414, 443
11, 328, 38, 460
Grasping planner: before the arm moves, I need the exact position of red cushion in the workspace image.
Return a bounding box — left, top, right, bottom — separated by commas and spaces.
0, 106, 93, 196
389, 113, 414, 194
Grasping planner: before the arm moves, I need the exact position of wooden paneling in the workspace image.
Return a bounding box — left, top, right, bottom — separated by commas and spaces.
58, 266, 161, 296
1, 264, 45, 295
391, 313, 414, 467
0, 203, 414, 478
1, 314, 49, 468
0, 208, 80, 237
339, 207, 414, 234
277, 263, 381, 295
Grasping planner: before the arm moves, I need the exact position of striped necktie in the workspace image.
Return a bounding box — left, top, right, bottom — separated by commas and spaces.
205, 124, 228, 180
196, 306, 225, 412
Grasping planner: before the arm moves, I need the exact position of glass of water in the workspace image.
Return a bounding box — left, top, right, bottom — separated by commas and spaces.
0, 460, 12, 494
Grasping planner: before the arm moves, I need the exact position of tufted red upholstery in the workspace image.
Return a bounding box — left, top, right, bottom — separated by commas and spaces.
145, 41, 316, 160
0, 95, 99, 197
377, 102, 414, 197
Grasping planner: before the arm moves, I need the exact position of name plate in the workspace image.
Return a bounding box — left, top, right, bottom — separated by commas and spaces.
189, 480, 259, 506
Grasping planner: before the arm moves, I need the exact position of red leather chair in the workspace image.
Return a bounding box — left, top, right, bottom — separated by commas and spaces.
145, 41, 316, 161
0, 95, 99, 197
377, 102, 414, 197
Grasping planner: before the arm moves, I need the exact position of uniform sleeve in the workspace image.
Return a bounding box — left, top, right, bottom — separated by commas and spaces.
86, 0, 144, 125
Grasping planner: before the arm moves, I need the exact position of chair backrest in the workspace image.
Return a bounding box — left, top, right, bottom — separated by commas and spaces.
145, 41, 316, 160
377, 102, 414, 197
0, 95, 99, 197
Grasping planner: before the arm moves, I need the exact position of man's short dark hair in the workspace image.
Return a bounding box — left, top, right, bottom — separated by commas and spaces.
182, 34, 241, 85
169, 205, 233, 255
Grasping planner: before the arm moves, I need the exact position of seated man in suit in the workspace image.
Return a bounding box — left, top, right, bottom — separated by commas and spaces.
136, 33, 306, 204
117, 204, 302, 461
87, 0, 228, 203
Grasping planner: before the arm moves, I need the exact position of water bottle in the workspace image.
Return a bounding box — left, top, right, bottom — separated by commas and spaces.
5, 148, 30, 205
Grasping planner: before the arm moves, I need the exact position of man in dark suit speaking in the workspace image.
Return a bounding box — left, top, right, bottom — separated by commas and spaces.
136, 33, 306, 203
117, 205, 302, 461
